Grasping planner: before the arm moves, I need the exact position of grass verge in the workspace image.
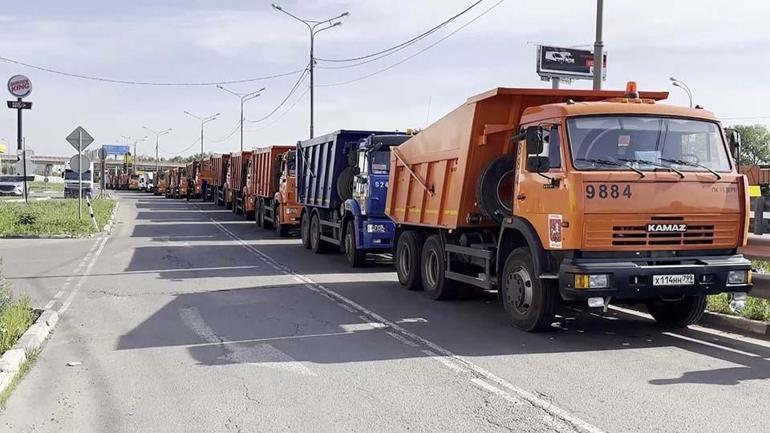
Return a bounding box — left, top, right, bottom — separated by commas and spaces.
0, 350, 39, 409
28, 181, 63, 193
0, 197, 116, 236
707, 293, 770, 321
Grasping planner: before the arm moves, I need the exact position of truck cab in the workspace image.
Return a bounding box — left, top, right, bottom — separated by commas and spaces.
271, 150, 302, 235
64, 167, 94, 198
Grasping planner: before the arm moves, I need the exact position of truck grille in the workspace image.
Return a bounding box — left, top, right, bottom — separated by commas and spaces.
584, 214, 740, 250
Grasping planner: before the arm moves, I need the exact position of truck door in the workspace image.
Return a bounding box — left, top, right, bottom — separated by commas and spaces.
353, 150, 369, 212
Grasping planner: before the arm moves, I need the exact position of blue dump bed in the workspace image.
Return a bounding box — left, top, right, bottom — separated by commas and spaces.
297, 129, 403, 210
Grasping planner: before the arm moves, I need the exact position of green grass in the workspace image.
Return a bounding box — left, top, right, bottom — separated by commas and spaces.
0, 350, 38, 409
707, 293, 770, 321
0, 197, 116, 236
28, 181, 64, 193
752, 259, 770, 274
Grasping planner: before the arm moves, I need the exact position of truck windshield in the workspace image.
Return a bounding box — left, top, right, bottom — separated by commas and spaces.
370, 151, 390, 175
567, 116, 731, 172
64, 171, 92, 181
287, 158, 296, 177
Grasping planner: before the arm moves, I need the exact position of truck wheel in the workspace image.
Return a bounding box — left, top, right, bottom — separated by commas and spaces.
344, 220, 366, 267
477, 154, 515, 224
646, 296, 706, 328
300, 212, 311, 249
396, 231, 424, 291
421, 235, 457, 300
275, 206, 289, 237
255, 199, 263, 227
263, 203, 274, 229
500, 247, 558, 332
310, 213, 329, 253
337, 166, 355, 201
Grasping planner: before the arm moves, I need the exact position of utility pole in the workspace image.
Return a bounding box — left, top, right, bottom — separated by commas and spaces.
592, 0, 604, 90
216, 86, 265, 152
669, 77, 693, 108
121, 135, 147, 174
272, 4, 348, 139
184, 111, 219, 161
142, 126, 172, 174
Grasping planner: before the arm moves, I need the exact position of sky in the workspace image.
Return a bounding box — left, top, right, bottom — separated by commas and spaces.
0, 0, 768, 157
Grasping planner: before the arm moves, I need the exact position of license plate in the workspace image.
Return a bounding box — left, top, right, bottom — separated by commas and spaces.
653, 274, 695, 286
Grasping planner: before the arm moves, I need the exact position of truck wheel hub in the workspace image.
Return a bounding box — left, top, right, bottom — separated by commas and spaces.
506, 267, 533, 314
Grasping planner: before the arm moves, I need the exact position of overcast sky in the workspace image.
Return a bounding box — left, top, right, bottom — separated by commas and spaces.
0, 0, 768, 157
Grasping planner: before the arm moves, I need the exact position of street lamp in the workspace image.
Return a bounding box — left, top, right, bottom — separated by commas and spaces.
669, 77, 693, 108
142, 126, 172, 174
272, 3, 348, 139
183, 111, 219, 162
121, 135, 148, 174
216, 85, 265, 152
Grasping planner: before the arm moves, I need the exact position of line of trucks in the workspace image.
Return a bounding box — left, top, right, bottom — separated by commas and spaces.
135, 82, 753, 332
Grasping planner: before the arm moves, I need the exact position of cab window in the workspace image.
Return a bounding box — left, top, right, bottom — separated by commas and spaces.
538, 126, 562, 169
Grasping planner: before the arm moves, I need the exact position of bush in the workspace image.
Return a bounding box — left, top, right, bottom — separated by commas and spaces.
15, 209, 37, 226
0, 265, 33, 355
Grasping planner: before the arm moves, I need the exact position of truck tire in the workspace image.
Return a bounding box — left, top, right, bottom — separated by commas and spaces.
310, 213, 329, 253
421, 235, 457, 300
300, 212, 311, 249
255, 199, 263, 228
337, 166, 355, 201
344, 220, 366, 267
646, 296, 706, 328
476, 154, 515, 224
395, 230, 424, 291
275, 205, 289, 237
262, 202, 274, 229
500, 247, 558, 332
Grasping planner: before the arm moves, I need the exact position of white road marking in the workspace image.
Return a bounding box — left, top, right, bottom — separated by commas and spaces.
422, 349, 469, 374
339, 322, 388, 332
179, 306, 315, 376
204, 210, 605, 433
386, 331, 420, 348
662, 332, 763, 358
470, 377, 522, 405
58, 234, 110, 315
53, 290, 64, 299
44, 299, 56, 310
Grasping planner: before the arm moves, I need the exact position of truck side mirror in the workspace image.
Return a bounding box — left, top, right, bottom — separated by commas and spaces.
527, 156, 550, 173
525, 126, 544, 155
726, 128, 741, 163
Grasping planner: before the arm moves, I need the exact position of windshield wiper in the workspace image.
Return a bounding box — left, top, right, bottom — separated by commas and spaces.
575, 158, 645, 178
659, 158, 721, 180
617, 158, 684, 179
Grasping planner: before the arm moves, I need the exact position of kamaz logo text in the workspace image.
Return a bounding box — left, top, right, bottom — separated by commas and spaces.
646, 223, 687, 233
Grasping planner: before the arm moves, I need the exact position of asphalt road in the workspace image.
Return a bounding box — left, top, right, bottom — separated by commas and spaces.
1, 191, 769, 433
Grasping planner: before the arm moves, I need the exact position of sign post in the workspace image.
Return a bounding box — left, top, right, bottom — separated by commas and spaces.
7, 74, 33, 203
66, 126, 94, 220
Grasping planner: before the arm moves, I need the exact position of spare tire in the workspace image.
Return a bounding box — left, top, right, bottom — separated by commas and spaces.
476, 154, 515, 224
337, 166, 356, 201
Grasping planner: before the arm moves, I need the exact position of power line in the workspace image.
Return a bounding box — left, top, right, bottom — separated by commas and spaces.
246, 66, 310, 124
318, 0, 504, 88
315, 0, 483, 64
247, 87, 310, 132
0, 55, 305, 87
205, 120, 241, 143
163, 137, 201, 156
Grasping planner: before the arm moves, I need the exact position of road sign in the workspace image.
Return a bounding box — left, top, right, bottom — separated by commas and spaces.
69, 154, 92, 173
6, 100, 32, 109
102, 144, 130, 155
536, 45, 607, 80
66, 126, 94, 151
7, 75, 32, 98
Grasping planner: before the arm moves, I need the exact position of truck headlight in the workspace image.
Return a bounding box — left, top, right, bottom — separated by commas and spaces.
366, 224, 387, 233
286, 208, 298, 214
574, 274, 609, 289
727, 270, 750, 285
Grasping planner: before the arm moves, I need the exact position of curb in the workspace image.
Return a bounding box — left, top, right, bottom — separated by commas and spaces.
102, 199, 120, 234
701, 311, 769, 337
0, 309, 59, 394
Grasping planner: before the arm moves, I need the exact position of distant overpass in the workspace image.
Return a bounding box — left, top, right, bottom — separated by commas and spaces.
1, 154, 185, 173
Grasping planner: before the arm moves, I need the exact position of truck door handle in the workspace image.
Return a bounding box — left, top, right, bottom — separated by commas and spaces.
516, 193, 526, 201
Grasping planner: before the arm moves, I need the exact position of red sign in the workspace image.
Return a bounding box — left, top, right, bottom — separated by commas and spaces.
7, 74, 32, 98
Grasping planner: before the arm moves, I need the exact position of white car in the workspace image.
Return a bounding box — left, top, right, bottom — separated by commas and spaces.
0, 175, 24, 196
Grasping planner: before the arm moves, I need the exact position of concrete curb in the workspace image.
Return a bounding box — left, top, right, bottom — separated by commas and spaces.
0, 309, 59, 394
701, 311, 769, 337
102, 199, 120, 234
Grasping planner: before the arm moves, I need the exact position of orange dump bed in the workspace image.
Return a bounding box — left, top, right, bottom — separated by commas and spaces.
740, 165, 770, 186
385, 87, 668, 229
250, 145, 293, 199
230, 151, 253, 192
211, 154, 230, 187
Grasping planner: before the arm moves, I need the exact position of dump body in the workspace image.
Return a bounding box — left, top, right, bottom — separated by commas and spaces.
250, 145, 293, 199
740, 165, 770, 188
297, 130, 403, 210
211, 154, 230, 187
229, 152, 252, 193
386, 88, 668, 229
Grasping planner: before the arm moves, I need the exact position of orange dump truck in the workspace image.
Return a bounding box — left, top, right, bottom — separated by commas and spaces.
155, 170, 167, 196
386, 83, 751, 332
228, 151, 252, 214
211, 154, 231, 206
198, 158, 213, 201
246, 146, 300, 236
178, 166, 189, 199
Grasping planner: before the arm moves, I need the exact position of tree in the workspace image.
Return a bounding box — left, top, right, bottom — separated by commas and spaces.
734, 124, 770, 165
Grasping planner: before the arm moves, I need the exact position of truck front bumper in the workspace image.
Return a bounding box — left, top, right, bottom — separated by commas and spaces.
360, 219, 395, 250
558, 254, 752, 301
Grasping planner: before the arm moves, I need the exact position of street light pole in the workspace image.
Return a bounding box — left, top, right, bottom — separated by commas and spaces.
121, 135, 148, 174
142, 126, 172, 174
183, 111, 220, 161
216, 86, 265, 152
669, 77, 693, 108
272, 4, 348, 139
592, 0, 604, 90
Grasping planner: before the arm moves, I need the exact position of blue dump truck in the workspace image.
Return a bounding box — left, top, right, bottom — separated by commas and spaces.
297, 130, 410, 266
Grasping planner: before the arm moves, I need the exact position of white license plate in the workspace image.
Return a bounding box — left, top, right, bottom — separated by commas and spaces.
653, 274, 695, 286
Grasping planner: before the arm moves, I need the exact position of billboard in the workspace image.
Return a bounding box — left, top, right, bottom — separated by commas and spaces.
536, 45, 607, 80
102, 144, 130, 156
